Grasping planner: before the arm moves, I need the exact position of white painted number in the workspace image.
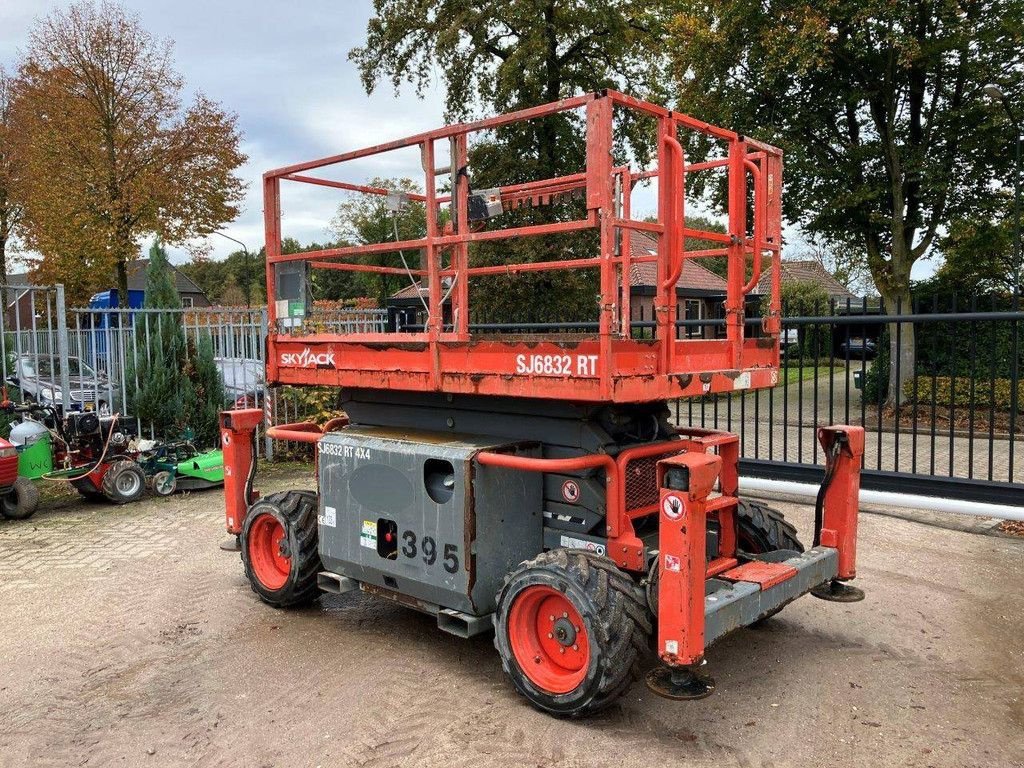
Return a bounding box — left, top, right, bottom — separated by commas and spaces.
514, 354, 599, 377
319, 443, 371, 460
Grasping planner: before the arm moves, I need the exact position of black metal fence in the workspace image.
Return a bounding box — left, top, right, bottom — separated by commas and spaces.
5, 282, 1021, 503
681, 295, 1024, 505
386, 294, 1023, 504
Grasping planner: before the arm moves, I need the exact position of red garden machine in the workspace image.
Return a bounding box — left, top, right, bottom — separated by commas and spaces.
221, 91, 864, 716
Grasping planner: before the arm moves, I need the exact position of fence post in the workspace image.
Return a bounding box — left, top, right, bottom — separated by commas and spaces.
261, 308, 274, 462
55, 284, 72, 408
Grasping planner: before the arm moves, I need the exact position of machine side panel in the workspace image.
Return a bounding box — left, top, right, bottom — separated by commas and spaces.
470, 459, 545, 612
317, 428, 541, 616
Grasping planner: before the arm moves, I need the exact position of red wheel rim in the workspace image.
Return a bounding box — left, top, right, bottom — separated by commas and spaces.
508, 585, 590, 694
248, 513, 290, 590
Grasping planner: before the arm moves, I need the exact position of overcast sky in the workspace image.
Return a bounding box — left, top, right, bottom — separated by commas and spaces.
1, 2, 933, 285
1, 0, 451, 266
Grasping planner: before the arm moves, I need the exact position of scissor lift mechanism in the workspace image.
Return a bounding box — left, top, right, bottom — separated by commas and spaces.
221, 90, 864, 714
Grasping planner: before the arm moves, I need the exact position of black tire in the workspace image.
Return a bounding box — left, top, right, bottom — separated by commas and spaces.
736, 499, 804, 623
240, 490, 322, 609
1, 477, 40, 520
494, 549, 651, 717
71, 477, 107, 502
100, 460, 146, 504
151, 470, 177, 496
736, 499, 804, 554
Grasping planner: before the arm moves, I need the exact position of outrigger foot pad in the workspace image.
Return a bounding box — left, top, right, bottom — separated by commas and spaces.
811, 579, 865, 602
219, 535, 242, 552
645, 663, 716, 700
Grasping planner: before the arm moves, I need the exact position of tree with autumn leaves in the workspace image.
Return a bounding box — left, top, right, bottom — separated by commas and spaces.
1, 1, 245, 305
0, 67, 21, 288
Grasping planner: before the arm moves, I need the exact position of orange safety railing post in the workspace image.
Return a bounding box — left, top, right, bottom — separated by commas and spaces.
423, 140, 442, 353
618, 166, 633, 338
656, 451, 721, 666
587, 97, 615, 399
726, 139, 747, 368
740, 157, 765, 295
816, 426, 865, 579
658, 117, 685, 373
764, 152, 784, 341
264, 174, 282, 383
661, 130, 685, 375
220, 408, 264, 537
452, 133, 470, 339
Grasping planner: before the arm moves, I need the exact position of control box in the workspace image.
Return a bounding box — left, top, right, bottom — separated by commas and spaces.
317, 426, 542, 616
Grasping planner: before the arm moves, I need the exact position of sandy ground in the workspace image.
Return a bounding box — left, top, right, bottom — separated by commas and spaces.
1, 465, 1022, 768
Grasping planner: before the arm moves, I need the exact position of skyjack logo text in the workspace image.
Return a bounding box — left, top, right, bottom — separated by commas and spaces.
279, 349, 336, 368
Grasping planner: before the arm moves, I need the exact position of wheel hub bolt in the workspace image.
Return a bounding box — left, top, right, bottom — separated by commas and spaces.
552, 617, 577, 647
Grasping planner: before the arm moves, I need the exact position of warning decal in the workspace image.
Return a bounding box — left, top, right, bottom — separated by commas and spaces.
359, 519, 376, 548
662, 494, 684, 520
561, 480, 581, 503
319, 505, 337, 528
559, 534, 606, 556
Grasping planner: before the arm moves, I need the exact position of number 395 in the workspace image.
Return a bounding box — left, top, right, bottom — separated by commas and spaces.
400, 530, 459, 573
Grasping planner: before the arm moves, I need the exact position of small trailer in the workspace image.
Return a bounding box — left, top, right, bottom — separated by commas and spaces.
221, 90, 864, 716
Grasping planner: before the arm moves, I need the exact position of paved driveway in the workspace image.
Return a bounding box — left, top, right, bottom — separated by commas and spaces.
1, 470, 1022, 767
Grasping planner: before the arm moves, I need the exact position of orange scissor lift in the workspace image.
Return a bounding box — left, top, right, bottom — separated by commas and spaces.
221, 91, 865, 716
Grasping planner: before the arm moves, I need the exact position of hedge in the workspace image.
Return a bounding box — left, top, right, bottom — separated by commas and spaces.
902, 375, 1024, 411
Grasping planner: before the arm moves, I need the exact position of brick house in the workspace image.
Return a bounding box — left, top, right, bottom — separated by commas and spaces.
626, 231, 728, 339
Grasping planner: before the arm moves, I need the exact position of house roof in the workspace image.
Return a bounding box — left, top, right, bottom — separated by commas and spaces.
389, 231, 728, 299
2, 278, 29, 308
391, 282, 430, 301
124, 259, 206, 295
627, 232, 727, 293
754, 260, 856, 300
4, 258, 207, 304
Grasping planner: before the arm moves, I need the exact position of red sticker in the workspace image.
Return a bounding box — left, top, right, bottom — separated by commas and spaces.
561, 480, 581, 503
662, 494, 684, 520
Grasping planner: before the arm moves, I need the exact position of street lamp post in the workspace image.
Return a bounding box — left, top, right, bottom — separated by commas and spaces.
212, 231, 253, 308
985, 84, 1022, 304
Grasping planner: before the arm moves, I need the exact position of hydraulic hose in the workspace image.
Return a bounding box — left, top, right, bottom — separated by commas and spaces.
813, 432, 846, 547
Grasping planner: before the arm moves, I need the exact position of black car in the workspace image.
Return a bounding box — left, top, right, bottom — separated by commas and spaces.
839, 338, 878, 360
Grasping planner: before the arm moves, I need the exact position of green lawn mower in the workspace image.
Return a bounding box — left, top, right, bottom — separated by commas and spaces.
137, 439, 226, 496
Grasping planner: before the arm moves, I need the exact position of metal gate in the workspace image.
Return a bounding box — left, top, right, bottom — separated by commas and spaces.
678, 296, 1024, 506
1, 283, 274, 455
